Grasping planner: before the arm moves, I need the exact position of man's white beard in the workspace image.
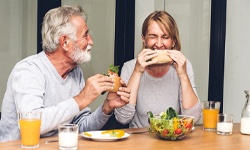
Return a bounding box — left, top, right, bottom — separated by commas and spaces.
71, 44, 92, 64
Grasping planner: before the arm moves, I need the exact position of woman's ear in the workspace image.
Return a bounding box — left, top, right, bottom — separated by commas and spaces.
172, 40, 176, 49
141, 35, 146, 47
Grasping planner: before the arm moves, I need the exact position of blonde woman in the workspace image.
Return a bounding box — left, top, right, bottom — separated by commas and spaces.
114, 11, 201, 128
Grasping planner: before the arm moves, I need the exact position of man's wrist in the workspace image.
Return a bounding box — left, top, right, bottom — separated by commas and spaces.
74, 93, 89, 111
102, 100, 113, 115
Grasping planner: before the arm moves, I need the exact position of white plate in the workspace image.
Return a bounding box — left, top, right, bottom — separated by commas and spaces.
80, 131, 130, 142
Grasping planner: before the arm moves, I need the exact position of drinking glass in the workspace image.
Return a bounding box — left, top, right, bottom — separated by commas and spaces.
202, 101, 220, 131
217, 113, 233, 135
58, 124, 79, 150
18, 111, 42, 149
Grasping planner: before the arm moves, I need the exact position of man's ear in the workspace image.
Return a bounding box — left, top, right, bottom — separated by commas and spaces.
60, 35, 69, 51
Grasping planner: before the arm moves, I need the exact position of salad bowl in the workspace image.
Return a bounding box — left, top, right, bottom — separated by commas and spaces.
148, 108, 194, 140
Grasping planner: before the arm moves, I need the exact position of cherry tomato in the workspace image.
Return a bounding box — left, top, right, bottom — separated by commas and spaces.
175, 128, 182, 135
185, 123, 193, 129
162, 129, 169, 136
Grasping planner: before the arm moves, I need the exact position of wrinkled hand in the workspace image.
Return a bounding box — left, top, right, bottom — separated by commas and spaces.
135, 49, 158, 73
167, 50, 187, 78
102, 79, 131, 114
74, 74, 114, 110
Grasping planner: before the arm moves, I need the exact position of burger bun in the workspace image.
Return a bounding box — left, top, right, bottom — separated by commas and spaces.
108, 75, 121, 92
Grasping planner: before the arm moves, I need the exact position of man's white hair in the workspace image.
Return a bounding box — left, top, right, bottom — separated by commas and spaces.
41, 5, 87, 52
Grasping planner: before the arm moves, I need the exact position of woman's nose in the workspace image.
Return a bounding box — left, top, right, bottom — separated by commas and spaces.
155, 38, 163, 48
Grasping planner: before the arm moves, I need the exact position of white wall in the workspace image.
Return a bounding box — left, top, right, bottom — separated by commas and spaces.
134, 0, 156, 56
0, 0, 37, 112
224, 0, 250, 122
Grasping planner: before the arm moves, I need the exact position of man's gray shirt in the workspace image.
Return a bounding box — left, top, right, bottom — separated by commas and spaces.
0, 51, 110, 142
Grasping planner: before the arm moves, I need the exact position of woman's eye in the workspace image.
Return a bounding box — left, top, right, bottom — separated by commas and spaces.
149, 36, 156, 39
162, 36, 169, 40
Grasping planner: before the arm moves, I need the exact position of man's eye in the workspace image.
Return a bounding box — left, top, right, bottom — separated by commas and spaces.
83, 33, 89, 39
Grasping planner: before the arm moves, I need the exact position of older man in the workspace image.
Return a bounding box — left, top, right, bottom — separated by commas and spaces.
0, 5, 130, 142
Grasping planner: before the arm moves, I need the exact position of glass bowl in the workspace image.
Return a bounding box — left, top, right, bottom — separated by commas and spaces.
148, 115, 194, 140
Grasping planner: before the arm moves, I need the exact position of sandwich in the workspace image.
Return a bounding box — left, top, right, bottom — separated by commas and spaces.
151, 50, 173, 64
105, 64, 121, 93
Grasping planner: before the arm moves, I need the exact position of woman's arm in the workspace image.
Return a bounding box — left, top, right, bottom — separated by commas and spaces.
167, 50, 199, 109
127, 49, 157, 104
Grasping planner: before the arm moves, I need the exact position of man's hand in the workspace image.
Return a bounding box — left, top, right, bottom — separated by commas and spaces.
102, 80, 130, 115
74, 74, 114, 110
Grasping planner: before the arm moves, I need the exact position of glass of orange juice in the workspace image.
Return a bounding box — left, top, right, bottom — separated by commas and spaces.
202, 101, 220, 131
18, 111, 42, 148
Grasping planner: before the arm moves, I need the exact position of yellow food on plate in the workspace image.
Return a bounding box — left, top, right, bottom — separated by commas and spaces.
101, 130, 125, 138
83, 132, 92, 137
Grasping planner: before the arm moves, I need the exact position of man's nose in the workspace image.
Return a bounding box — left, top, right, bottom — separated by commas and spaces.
88, 35, 94, 45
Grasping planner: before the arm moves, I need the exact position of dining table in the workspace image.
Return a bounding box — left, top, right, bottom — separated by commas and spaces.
0, 123, 250, 150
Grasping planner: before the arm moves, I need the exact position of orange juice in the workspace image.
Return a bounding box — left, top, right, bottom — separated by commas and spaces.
202, 109, 219, 129
19, 119, 41, 146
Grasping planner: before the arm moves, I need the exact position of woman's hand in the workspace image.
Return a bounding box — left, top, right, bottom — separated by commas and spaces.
167, 50, 187, 78
135, 49, 158, 73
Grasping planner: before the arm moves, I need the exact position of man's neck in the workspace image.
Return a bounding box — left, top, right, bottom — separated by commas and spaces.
45, 50, 76, 79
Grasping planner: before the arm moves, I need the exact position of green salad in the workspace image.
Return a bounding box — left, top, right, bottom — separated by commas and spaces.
148, 107, 194, 140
